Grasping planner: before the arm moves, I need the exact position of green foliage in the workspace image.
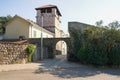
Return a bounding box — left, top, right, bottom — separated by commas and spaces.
0, 27, 3, 33
68, 27, 83, 61
95, 20, 103, 27
77, 48, 88, 64
0, 15, 12, 34
69, 27, 83, 54
27, 44, 36, 54
108, 45, 120, 65
26, 44, 36, 62
73, 21, 120, 66
108, 21, 120, 29
86, 47, 108, 65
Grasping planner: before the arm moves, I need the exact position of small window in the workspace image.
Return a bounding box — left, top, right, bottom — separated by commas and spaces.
33, 31, 37, 38
47, 8, 52, 13
41, 9, 46, 13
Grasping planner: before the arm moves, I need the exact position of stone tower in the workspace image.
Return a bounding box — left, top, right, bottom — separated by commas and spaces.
35, 5, 62, 37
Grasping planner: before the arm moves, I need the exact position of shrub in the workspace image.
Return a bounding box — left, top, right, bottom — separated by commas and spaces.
76, 25, 120, 66
26, 44, 36, 62
77, 48, 88, 64
108, 46, 120, 65
86, 49, 108, 65
69, 21, 120, 66
78, 46, 108, 65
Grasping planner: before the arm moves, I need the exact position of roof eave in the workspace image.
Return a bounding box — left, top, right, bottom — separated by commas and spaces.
35, 7, 62, 16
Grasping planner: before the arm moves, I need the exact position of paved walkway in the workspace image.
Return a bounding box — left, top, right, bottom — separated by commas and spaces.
0, 55, 120, 80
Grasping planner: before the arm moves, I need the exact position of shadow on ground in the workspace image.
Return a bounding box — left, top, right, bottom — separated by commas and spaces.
34, 55, 120, 79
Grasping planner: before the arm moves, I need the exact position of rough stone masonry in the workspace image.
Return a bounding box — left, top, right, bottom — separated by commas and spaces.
0, 41, 28, 65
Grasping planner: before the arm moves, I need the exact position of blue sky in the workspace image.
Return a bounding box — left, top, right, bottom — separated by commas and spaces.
1, 0, 120, 33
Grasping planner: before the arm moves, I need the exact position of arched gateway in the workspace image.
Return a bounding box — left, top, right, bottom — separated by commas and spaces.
29, 38, 71, 61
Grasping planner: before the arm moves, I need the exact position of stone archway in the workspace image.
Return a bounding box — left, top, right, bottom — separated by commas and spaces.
54, 40, 67, 55
50, 38, 71, 59
29, 38, 71, 60
42, 38, 72, 59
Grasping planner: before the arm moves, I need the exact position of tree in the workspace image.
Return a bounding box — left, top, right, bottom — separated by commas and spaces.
95, 20, 103, 27
74, 20, 120, 66
108, 21, 120, 30
0, 15, 12, 34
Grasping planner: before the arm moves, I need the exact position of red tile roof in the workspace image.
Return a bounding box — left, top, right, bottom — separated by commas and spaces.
36, 4, 57, 9
0, 40, 28, 44
35, 4, 62, 16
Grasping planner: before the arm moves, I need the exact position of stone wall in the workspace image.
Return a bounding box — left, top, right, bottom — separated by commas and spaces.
29, 38, 71, 60
0, 42, 28, 65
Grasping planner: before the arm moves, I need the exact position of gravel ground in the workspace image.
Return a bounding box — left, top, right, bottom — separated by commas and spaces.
0, 55, 120, 80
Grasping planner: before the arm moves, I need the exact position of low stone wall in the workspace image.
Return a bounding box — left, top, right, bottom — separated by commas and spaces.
0, 42, 28, 65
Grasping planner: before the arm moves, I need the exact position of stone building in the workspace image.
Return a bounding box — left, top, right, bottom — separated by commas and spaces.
3, 5, 67, 61
35, 4, 62, 37
35, 5, 67, 56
